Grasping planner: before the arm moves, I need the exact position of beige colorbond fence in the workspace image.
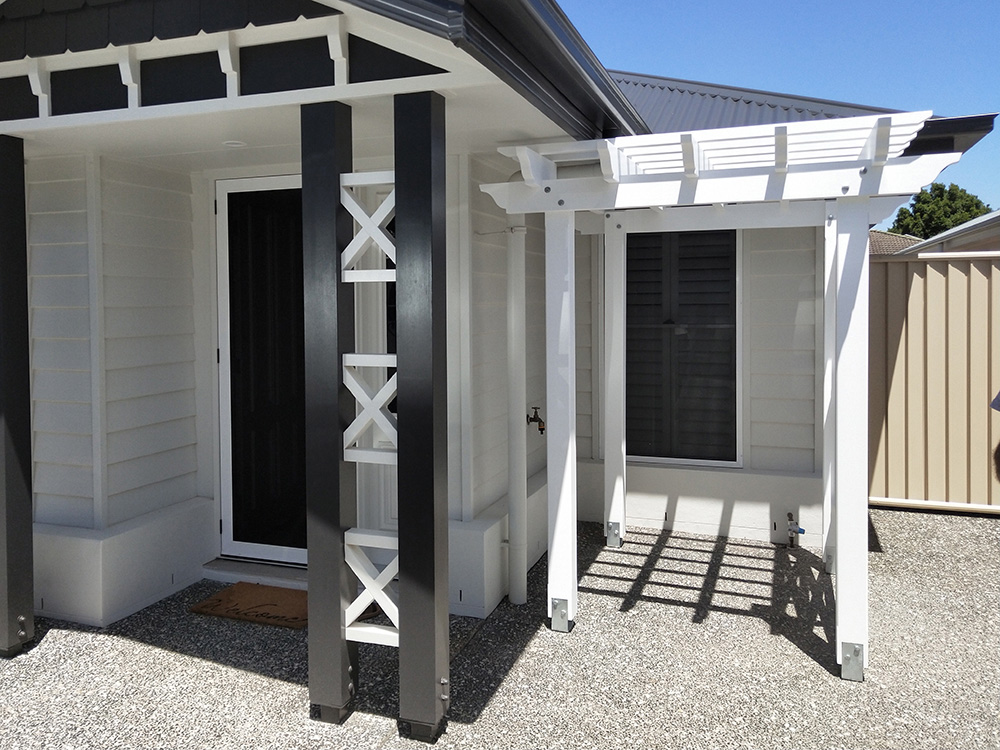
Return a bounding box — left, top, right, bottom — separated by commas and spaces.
869, 254, 1000, 511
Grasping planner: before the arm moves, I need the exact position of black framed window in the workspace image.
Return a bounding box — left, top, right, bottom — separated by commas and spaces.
626, 230, 738, 461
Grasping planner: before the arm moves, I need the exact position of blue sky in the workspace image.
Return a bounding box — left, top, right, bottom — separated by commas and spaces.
559, 0, 1000, 214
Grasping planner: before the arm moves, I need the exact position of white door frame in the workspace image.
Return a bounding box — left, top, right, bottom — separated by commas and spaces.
216, 174, 306, 565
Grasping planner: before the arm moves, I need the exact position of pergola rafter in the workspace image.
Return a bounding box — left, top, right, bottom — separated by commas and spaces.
481, 111, 965, 682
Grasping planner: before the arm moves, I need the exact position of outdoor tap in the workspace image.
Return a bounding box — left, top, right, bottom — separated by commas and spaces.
527, 406, 545, 435
787, 512, 805, 548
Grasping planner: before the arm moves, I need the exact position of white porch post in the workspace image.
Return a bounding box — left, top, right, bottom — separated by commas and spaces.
603, 215, 627, 547
827, 197, 870, 681
507, 217, 529, 605
545, 210, 578, 631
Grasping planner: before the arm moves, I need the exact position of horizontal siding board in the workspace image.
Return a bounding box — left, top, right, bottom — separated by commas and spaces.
105, 335, 195, 370
30, 307, 91, 338
103, 276, 195, 307
106, 417, 197, 464
34, 462, 93, 497
31, 338, 90, 370
27, 179, 88, 213
25, 155, 86, 182
29, 244, 89, 276
750, 349, 815, 376
33, 401, 92, 434
752, 446, 815, 473
35, 494, 94, 527
749, 274, 816, 301
101, 179, 194, 221
102, 243, 191, 278
750, 398, 815, 425
101, 157, 191, 194
32, 369, 91, 402
752, 422, 815, 450
104, 379, 197, 433
28, 211, 89, 245
105, 362, 194, 401
30, 274, 89, 307
751, 325, 816, 350
107, 473, 198, 526
32, 431, 93, 465
104, 306, 194, 338
106, 445, 197, 495
102, 213, 193, 251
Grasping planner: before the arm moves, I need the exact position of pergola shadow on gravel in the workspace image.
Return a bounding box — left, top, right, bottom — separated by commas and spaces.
20, 519, 844, 724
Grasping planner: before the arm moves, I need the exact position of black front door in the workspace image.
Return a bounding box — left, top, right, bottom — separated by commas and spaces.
227, 188, 307, 552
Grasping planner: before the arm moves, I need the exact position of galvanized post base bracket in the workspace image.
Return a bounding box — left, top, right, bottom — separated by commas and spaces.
550, 598, 572, 633
401, 718, 447, 743
310, 702, 354, 725
841, 642, 865, 682
606, 521, 622, 548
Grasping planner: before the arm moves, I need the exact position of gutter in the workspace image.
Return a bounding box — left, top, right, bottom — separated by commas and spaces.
340, 0, 648, 140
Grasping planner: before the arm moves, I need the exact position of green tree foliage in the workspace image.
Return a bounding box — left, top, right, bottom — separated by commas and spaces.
889, 182, 991, 239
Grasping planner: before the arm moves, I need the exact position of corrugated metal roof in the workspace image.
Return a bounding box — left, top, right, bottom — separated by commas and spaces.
612, 70, 896, 134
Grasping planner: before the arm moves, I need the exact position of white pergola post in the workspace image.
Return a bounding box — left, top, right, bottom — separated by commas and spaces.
545, 210, 578, 631
603, 215, 627, 547
827, 197, 871, 681
507, 217, 529, 605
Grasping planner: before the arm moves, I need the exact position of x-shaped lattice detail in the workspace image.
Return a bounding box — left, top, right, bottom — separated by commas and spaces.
341, 185, 396, 272
343, 362, 397, 452
344, 540, 400, 628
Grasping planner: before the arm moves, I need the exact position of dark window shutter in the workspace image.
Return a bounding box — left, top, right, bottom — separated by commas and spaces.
626, 230, 737, 461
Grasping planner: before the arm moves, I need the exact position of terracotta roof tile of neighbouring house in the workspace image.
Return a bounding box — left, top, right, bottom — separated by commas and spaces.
0, 0, 340, 61
869, 229, 922, 255
612, 70, 896, 134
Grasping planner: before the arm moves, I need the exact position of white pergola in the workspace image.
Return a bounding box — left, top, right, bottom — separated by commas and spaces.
482, 111, 961, 680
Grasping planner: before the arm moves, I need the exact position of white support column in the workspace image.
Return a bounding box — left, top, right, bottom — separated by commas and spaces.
822, 205, 837, 574
603, 214, 627, 547
831, 197, 870, 681
507, 217, 529, 605
545, 210, 578, 631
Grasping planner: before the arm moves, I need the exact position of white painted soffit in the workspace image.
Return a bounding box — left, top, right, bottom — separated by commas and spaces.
480, 111, 963, 214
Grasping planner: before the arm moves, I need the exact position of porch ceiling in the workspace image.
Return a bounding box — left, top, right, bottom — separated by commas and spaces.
15, 76, 558, 173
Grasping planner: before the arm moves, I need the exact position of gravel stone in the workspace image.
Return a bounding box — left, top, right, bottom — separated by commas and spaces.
1, 508, 997, 749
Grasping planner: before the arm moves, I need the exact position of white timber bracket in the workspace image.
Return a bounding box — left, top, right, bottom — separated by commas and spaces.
326, 14, 349, 87
118, 47, 140, 109
218, 33, 240, 99
27, 58, 50, 118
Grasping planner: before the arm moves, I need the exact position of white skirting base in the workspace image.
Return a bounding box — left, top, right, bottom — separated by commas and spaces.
33, 497, 216, 627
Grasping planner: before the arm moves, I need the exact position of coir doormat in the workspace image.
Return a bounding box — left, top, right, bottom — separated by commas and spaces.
190, 582, 308, 629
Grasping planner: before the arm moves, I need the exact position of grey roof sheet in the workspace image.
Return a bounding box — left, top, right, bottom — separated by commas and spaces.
612, 70, 896, 134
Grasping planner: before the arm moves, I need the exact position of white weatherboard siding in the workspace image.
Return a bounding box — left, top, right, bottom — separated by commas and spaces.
101, 158, 198, 526
30, 156, 211, 627
574, 237, 595, 459
578, 226, 824, 545
28, 155, 95, 529
744, 227, 819, 473
468, 156, 547, 516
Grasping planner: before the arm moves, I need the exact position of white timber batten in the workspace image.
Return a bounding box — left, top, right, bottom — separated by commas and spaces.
603, 216, 626, 547
545, 211, 578, 629
479, 112, 964, 667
